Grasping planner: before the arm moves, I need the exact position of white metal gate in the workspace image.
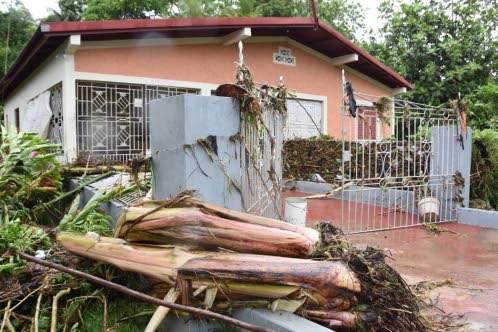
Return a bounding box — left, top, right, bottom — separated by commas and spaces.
339, 94, 462, 233
240, 107, 285, 219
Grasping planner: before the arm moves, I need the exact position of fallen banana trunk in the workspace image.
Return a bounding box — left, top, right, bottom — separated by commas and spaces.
115, 204, 319, 257
57, 233, 360, 308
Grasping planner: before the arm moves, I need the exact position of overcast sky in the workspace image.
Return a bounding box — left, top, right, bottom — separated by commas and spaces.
20, 0, 383, 36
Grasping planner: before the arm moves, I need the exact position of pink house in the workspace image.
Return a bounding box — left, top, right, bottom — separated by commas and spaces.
0, 17, 411, 163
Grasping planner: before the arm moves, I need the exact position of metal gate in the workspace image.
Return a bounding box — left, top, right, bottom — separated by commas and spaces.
240, 107, 285, 219
339, 92, 462, 233
76, 81, 199, 162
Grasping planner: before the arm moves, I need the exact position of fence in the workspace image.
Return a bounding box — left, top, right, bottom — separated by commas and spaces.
338, 93, 470, 233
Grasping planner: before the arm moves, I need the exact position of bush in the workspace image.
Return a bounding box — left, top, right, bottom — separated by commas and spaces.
471, 129, 498, 209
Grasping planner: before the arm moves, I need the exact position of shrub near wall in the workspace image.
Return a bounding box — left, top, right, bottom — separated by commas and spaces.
283, 137, 343, 183
471, 129, 498, 210
283, 137, 432, 184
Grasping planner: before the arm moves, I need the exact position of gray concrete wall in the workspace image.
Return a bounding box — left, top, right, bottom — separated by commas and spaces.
149, 95, 243, 210
457, 207, 498, 229
340, 186, 417, 212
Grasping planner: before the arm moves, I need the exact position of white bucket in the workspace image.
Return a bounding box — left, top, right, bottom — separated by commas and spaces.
285, 197, 307, 227
418, 197, 440, 222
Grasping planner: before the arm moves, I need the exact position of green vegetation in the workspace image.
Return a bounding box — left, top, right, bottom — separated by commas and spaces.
0, 127, 62, 223
367, 0, 497, 107
58, 184, 132, 235
63, 294, 154, 332
0, 1, 36, 76
471, 129, 498, 210
0, 128, 149, 330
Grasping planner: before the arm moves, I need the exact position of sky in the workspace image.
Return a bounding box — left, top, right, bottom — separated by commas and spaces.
19, 0, 383, 36
20, 0, 59, 19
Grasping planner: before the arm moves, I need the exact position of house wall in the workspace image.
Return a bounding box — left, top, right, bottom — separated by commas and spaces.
3, 45, 76, 162
3, 37, 398, 162
73, 39, 395, 139
3, 50, 65, 129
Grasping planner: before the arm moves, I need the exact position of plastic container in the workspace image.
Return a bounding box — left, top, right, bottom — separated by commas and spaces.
418, 196, 440, 222
285, 197, 307, 227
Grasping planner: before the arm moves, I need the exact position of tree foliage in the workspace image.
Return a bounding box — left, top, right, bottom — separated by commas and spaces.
0, 1, 36, 77
466, 82, 498, 130
367, 0, 497, 107
472, 129, 498, 209
83, 0, 170, 20
46, 0, 87, 21
165, 0, 365, 40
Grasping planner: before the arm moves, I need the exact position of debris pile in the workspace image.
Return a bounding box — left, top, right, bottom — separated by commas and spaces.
54, 192, 432, 331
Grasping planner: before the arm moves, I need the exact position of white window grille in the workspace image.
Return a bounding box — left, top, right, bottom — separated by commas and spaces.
76, 81, 199, 162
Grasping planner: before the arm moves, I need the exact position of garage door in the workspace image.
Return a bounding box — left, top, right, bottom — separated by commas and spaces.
285, 99, 323, 139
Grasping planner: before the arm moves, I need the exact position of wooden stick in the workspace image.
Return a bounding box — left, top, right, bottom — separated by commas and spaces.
101, 295, 108, 332
144, 288, 179, 332
305, 182, 354, 200
4, 319, 14, 332
34, 293, 43, 332
50, 288, 71, 332
0, 301, 11, 332
19, 252, 274, 332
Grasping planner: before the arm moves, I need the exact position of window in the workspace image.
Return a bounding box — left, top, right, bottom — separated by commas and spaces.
357, 108, 377, 140
76, 81, 200, 162
14, 108, 20, 133
285, 99, 323, 139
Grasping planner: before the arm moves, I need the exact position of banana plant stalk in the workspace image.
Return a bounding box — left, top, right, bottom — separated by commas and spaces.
57, 233, 360, 307
115, 204, 319, 257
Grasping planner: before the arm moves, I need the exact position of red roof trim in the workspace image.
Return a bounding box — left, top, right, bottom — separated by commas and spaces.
42, 17, 317, 34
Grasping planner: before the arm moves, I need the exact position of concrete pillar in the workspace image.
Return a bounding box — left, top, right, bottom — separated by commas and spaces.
430, 125, 472, 220
149, 95, 242, 210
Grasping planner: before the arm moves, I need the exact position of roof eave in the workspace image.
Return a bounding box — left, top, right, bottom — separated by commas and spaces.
317, 21, 412, 90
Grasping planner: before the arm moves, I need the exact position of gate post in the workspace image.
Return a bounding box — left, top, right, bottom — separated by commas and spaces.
430, 126, 472, 220
149, 95, 243, 211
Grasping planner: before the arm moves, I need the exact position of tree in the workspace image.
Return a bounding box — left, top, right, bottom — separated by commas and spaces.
46, 0, 87, 22
168, 0, 365, 41
466, 82, 498, 130
367, 0, 497, 105
0, 1, 36, 77
82, 0, 171, 20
